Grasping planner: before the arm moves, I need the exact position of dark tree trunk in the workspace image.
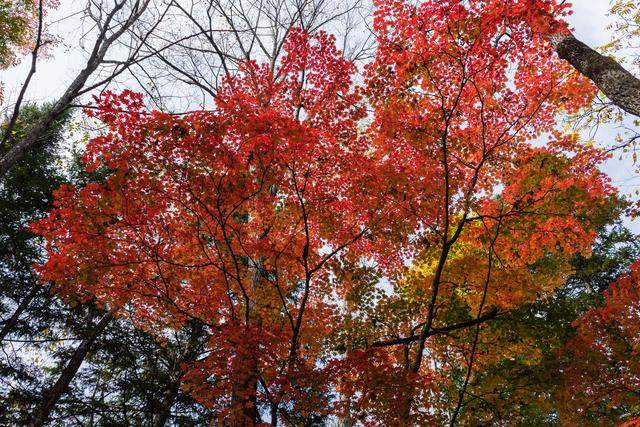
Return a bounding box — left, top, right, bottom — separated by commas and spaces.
270, 402, 278, 426
153, 379, 180, 427
230, 375, 259, 426
152, 325, 208, 427
29, 313, 112, 427
552, 33, 640, 118
0, 286, 39, 342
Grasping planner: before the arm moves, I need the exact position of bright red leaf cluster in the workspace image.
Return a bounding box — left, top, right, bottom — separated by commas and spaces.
559, 262, 640, 423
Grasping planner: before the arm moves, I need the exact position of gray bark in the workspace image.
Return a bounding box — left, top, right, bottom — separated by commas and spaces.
0, 0, 150, 179
552, 33, 640, 118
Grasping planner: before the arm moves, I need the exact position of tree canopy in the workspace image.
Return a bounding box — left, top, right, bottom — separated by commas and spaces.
1, 0, 640, 425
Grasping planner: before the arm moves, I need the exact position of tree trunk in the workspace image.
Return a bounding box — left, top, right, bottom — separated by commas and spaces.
398, 390, 414, 425
551, 33, 640, 118
0, 79, 83, 178
153, 326, 206, 427
270, 402, 278, 426
29, 312, 113, 427
230, 371, 259, 426
153, 379, 180, 427
0, 0, 150, 179
0, 286, 39, 342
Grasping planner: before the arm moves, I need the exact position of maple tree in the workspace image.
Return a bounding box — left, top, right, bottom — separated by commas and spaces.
0, 106, 214, 426
341, 0, 610, 422
31, 0, 626, 424
34, 30, 376, 424
429, 212, 638, 425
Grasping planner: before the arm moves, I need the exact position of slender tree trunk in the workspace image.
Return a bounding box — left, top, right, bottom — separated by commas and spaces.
270, 402, 278, 426
399, 395, 413, 424
153, 379, 180, 427
153, 326, 207, 427
29, 312, 113, 427
0, 83, 82, 178
230, 339, 259, 425
230, 370, 259, 426
228, 263, 261, 426
551, 32, 640, 118
0, 0, 150, 179
0, 286, 39, 342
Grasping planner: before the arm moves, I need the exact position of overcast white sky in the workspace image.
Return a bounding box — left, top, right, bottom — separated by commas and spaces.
571, 1, 614, 44
1, 0, 638, 229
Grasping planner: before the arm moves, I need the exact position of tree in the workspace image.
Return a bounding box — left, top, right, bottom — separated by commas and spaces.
0, 0, 374, 179
34, 33, 372, 423
558, 260, 640, 425
29, 316, 212, 426
351, 0, 610, 422
427, 208, 640, 425
0, 104, 67, 343
0, 0, 57, 105
29, 312, 113, 427
0, 104, 97, 424
0, 0, 160, 179
0, 106, 214, 426
32, 0, 617, 423
129, 0, 374, 110
0, 0, 31, 69
516, 0, 640, 120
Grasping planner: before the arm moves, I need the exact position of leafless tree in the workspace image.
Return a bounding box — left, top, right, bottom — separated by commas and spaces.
128, 0, 375, 111
0, 0, 160, 178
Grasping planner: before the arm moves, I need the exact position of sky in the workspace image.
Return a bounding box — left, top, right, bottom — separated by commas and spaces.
1, 0, 638, 228
570, 1, 614, 45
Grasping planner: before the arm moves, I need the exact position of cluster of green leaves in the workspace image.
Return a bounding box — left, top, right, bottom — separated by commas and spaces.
442, 216, 640, 426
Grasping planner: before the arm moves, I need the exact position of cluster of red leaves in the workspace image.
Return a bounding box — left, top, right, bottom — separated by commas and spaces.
327, 348, 439, 425
31, 0, 621, 423
559, 262, 640, 423
366, 0, 599, 238
32, 30, 384, 420
363, 0, 610, 298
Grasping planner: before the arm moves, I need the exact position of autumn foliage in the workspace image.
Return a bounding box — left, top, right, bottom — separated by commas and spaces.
0, 0, 57, 68
31, 0, 634, 424
559, 262, 640, 423
0, 0, 58, 104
